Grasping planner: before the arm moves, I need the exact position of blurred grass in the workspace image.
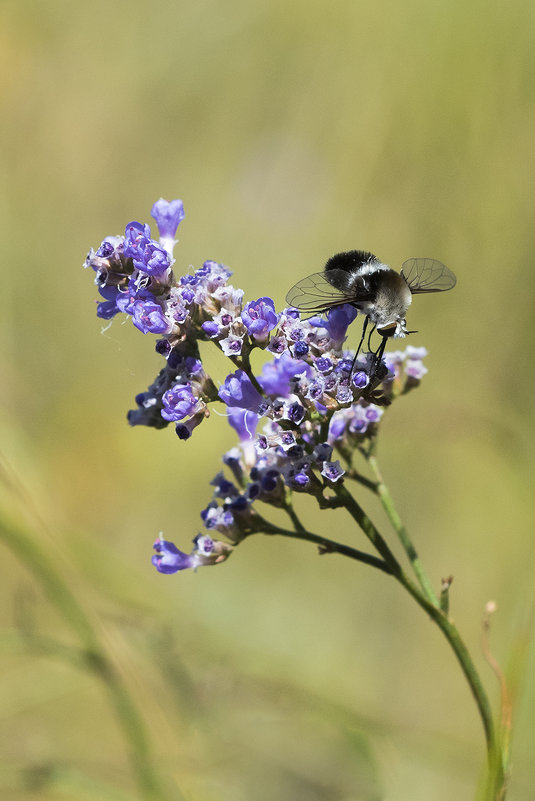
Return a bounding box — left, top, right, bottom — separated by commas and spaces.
1, 0, 535, 798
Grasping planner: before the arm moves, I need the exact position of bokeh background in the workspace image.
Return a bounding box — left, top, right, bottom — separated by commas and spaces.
1, 0, 534, 799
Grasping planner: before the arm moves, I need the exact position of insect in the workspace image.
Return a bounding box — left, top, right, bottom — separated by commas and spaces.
286, 250, 456, 370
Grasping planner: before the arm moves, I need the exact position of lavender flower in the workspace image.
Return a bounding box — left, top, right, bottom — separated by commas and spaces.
161, 383, 201, 422
320, 460, 346, 482
228, 408, 259, 441
132, 300, 172, 335
241, 297, 279, 342
152, 534, 232, 573
84, 197, 430, 574
219, 370, 266, 415
124, 221, 172, 278
151, 198, 185, 241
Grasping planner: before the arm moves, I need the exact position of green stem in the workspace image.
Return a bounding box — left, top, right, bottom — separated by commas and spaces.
367, 453, 439, 606
332, 483, 406, 579
332, 482, 501, 782
258, 521, 394, 575
344, 468, 378, 492
254, 505, 393, 575
230, 350, 265, 397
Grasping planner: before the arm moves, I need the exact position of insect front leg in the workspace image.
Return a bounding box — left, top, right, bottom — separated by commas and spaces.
366, 323, 377, 352
350, 315, 370, 375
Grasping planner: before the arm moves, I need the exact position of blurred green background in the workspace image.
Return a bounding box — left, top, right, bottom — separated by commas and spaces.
1, 0, 534, 798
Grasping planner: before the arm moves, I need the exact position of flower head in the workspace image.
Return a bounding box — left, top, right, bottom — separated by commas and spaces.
152, 534, 232, 573
86, 197, 431, 575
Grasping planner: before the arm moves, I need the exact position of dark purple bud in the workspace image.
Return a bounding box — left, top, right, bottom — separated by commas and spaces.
155, 338, 172, 357
315, 357, 332, 373
293, 341, 309, 357
352, 371, 369, 389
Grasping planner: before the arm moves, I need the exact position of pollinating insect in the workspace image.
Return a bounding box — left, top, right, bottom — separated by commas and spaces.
286, 250, 456, 370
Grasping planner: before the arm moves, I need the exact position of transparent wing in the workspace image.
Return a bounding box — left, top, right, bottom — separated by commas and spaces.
285, 270, 361, 313
401, 258, 456, 293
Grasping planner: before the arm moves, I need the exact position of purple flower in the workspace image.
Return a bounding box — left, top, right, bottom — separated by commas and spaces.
336, 383, 353, 404
175, 412, 205, 439
124, 221, 171, 278
223, 448, 245, 484
285, 401, 305, 424
292, 471, 309, 487
241, 297, 279, 342
321, 460, 345, 482
96, 285, 120, 319
161, 383, 198, 421
313, 443, 333, 462
365, 406, 382, 422
152, 538, 195, 573
144, 245, 171, 277
95, 239, 116, 259
151, 198, 185, 239
352, 370, 368, 389
202, 320, 220, 338
267, 336, 287, 355
323, 305, 358, 344
219, 334, 243, 356
228, 408, 259, 441
124, 221, 149, 255
405, 360, 428, 380
328, 411, 347, 443
280, 431, 297, 450
259, 352, 313, 397
315, 357, 332, 373
152, 534, 232, 573
155, 338, 172, 357
293, 341, 309, 357
403, 346, 428, 380
201, 504, 236, 535
193, 534, 215, 556
219, 369, 266, 414
132, 300, 172, 334
115, 281, 154, 316
211, 471, 239, 496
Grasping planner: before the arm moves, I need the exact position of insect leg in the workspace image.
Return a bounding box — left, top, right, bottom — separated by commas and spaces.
350, 315, 370, 374
367, 323, 377, 352
373, 336, 388, 373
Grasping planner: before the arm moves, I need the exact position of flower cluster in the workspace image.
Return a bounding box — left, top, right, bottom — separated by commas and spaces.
85, 199, 429, 574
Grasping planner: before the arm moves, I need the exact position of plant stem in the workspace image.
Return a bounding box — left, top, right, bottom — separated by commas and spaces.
250, 508, 393, 575
366, 453, 439, 606
263, 523, 394, 574
332, 481, 501, 785
229, 350, 265, 397
332, 483, 407, 579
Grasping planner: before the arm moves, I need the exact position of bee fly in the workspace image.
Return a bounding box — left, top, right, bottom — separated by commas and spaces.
286, 250, 456, 374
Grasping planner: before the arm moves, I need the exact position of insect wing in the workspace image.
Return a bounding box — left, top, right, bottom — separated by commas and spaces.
285, 270, 358, 313
401, 258, 456, 293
